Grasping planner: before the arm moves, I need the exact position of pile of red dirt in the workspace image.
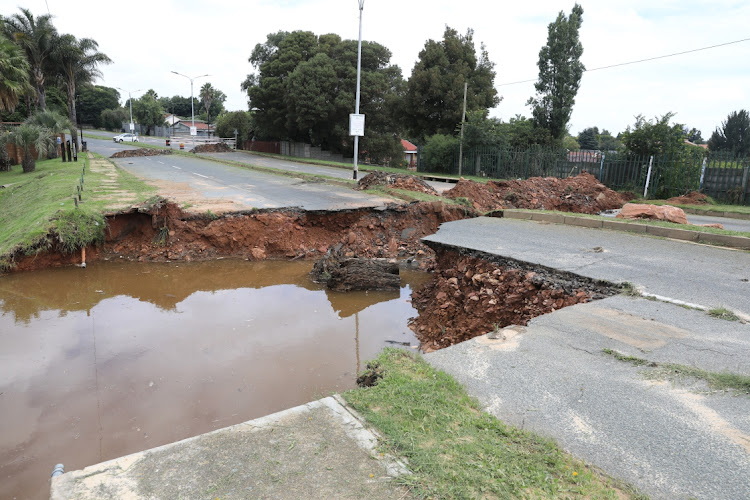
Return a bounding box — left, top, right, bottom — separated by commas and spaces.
191, 143, 233, 154
357, 171, 439, 195
443, 172, 630, 214
665, 191, 709, 205
110, 149, 172, 158
409, 246, 617, 352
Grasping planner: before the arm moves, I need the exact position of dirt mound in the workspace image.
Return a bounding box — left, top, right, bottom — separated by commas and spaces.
110, 149, 173, 158
191, 143, 233, 154
665, 191, 709, 205
409, 246, 617, 352
357, 171, 438, 195
443, 173, 628, 214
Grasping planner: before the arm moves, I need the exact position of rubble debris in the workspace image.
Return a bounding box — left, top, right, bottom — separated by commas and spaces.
665, 191, 709, 205
311, 247, 400, 291
357, 171, 439, 195
409, 244, 618, 352
191, 143, 234, 154
617, 203, 688, 225
443, 173, 629, 214
110, 149, 173, 158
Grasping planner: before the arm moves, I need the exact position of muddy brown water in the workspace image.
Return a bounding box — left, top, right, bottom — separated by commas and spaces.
0, 259, 430, 500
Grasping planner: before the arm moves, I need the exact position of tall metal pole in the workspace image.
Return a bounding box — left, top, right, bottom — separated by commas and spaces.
458, 81, 468, 177
352, 0, 364, 180
171, 71, 209, 134
116, 87, 141, 133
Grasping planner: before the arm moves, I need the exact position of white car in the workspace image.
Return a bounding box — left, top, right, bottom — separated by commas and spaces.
113, 133, 139, 143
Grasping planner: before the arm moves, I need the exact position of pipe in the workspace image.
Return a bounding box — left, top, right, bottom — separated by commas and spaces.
51, 463, 64, 478
80, 247, 87, 268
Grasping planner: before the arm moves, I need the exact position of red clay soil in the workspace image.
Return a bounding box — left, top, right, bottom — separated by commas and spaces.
443, 172, 629, 214
9, 201, 476, 272
110, 149, 172, 158
665, 191, 709, 205
191, 143, 233, 154
409, 247, 616, 352
357, 171, 439, 196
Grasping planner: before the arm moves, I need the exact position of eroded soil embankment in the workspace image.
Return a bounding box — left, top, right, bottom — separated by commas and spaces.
409, 243, 619, 352
11, 201, 475, 272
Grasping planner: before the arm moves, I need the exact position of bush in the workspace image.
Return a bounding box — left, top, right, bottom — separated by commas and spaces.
421, 134, 459, 172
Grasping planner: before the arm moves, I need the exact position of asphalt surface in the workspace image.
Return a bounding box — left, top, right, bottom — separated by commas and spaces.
424, 216, 750, 313
424, 217, 750, 499
84, 137, 393, 210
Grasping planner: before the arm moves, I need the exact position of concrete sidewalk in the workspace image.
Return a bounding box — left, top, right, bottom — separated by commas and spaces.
50, 396, 409, 500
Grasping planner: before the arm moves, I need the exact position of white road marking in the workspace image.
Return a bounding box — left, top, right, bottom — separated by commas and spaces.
158, 161, 164, 164
171, 166, 181, 170
192, 173, 209, 179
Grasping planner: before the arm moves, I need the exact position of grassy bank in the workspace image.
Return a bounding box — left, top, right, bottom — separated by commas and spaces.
0, 155, 155, 268
343, 349, 642, 499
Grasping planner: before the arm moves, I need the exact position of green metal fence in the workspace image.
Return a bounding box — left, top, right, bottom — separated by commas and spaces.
417, 147, 750, 205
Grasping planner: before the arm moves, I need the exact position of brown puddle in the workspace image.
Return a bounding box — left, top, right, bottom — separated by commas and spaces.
0, 259, 430, 500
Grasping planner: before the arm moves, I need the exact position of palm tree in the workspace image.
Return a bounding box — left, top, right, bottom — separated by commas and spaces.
10, 123, 52, 172
25, 109, 72, 159
51, 34, 112, 148
0, 32, 32, 112
1, 8, 58, 111
0, 126, 12, 171
200, 83, 214, 137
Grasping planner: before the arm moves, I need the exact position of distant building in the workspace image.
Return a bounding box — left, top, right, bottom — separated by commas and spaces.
172, 119, 214, 137
401, 139, 418, 167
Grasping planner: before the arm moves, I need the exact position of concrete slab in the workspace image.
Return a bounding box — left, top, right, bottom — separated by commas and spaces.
50, 396, 409, 500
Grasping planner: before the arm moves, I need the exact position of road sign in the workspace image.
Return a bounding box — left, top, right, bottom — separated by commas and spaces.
190, 126, 197, 136
129, 122, 134, 131
349, 114, 365, 136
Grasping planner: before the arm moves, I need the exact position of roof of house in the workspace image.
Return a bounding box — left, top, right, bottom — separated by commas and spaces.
176, 121, 213, 130
684, 139, 709, 149
401, 139, 417, 152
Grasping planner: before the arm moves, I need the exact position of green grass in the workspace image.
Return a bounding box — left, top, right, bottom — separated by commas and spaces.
603, 349, 750, 395
643, 199, 750, 215
511, 209, 750, 238
0, 154, 156, 267
343, 349, 641, 499
707, 307, 741, 321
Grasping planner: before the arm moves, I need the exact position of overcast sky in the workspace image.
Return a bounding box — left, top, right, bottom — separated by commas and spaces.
6, 0, 749, 138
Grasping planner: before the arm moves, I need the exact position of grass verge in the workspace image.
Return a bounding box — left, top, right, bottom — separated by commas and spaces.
603, 349, 750, 395
707, 307, 741, 321
343, 349, 641, 499
643, 199, 750, 216
0, 155, 156, 268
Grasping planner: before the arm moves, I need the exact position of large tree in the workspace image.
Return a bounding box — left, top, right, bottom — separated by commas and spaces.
577, 126, 598, 150
1, 8, 57, 111
132, 93, 165, 135
243, 30, 404, 162
708, 110, 750, 156
215, 110, 253, 143
78, 85, 120, 128
621, 113, 685, 157
198, 83, 226, 128
527, 4, 585, 141
403, 27, 499, 141
0, 32, 32, 112
50, 33, 111, 147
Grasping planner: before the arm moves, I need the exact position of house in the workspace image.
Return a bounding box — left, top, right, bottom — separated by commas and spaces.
164, 114, 180, 126
172, 119, 215, 137
401, 139, 417, 168
684, 139, 709, 150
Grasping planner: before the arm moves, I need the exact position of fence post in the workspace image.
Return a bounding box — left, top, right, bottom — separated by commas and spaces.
643, 155, 654, 198
698, 157, 707, 191
599, 154, 605, 181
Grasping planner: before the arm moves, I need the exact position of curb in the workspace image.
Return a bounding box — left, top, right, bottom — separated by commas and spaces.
498, 210, 750, 250
681, 207, 750, 221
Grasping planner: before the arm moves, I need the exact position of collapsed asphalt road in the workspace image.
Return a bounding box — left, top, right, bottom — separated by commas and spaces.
424, 216, 750, 499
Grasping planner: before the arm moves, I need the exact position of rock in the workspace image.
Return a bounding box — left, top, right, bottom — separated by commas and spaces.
616, 203, 688, 225
347, 232, 357, 244
698, 223, 724, 229
250, 247, 266, 260
310, 247, 400, 292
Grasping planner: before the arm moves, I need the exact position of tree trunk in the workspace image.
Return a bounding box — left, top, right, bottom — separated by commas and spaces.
68, 88, 79, 149
22, 150, 35, 173
34, 67, 46, 111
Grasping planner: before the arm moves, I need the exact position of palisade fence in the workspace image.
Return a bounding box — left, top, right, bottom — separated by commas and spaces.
417, 147, 750, 205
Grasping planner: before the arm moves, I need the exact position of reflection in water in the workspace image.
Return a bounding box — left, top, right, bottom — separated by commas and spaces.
0, 260, 431, 500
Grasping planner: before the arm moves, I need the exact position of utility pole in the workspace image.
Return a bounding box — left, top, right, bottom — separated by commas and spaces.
171, 71, 209, 135
458, 81, 468, 177
351, 0, 365, 180
116, 87, 142, 134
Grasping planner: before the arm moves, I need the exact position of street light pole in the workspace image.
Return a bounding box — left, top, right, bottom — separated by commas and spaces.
352, 0, 364, 180
171, 71, 209, 134
116, 87, 141, 133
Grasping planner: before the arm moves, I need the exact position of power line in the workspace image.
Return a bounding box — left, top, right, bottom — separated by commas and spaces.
496, 36, 750, 87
